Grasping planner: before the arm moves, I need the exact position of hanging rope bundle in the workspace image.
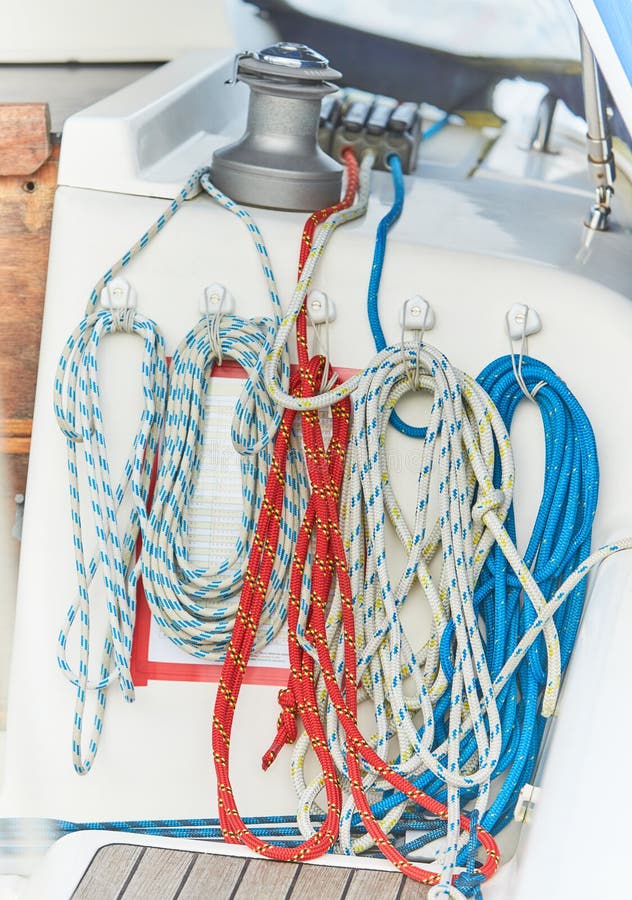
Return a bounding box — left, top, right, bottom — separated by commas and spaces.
310, 153, 632, 896
212, 148, 365, 863
141, 177, 306, 658
292, 340, 514, 893
363, 353, 603, 867
55, 168, 205, 773
462, 353, 600, 835
212, 150, 502, 892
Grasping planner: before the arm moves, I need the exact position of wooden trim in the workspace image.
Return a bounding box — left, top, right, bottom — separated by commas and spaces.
0, 419, 32, 454
0, 103, 51, 176
0, 437, 31, 455
0, 418, 33, 438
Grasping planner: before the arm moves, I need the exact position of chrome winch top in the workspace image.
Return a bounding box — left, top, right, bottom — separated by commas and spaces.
258, 41, 329, 69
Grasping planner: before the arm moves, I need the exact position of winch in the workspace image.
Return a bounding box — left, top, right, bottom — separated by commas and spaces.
212, 42, 343, 211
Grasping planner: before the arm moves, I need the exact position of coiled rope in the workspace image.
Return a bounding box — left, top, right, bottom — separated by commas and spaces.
213, 151, 502, 890
337, 153, 632, 893
141, 176, 305, 657
460, 353, 600, 836
54, 169, 205, 773
292, 341, 512, 891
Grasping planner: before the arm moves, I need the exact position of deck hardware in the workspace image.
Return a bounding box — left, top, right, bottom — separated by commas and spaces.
506, 303, 541, 341
580, 27, 615, 231
100, 277, 137, 310
527, 91, 559, 154
399, 295, 435, 332
213, 43, 343, 211
306, 289, 336, 325
514, 784, 541, 823
199, 283, 235, 316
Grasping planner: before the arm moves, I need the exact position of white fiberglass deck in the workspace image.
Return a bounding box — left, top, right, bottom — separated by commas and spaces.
3, 51, 632, 899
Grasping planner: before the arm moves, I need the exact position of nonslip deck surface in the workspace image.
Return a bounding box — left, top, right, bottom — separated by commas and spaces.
71, 844, 430, 900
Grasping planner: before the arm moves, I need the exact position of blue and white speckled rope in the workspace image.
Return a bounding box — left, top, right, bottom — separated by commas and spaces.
55, 169, 206, 774
140, 175, 309, 657
84, 168, 207, 314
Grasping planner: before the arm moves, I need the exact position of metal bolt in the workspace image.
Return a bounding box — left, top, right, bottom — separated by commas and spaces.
515, 313, 525, 324
410, 306, 421, 317
113, 287, 123, 296
311, 299, 322, 311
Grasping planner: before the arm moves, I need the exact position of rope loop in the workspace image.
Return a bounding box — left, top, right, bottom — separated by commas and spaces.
454, 871, 484, 899
55, 306, 167, 774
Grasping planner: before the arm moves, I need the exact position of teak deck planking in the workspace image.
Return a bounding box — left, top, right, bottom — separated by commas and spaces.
72, 845, 431, 900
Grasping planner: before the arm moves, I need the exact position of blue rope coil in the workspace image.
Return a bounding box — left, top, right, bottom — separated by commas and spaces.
352, 352, 599, 889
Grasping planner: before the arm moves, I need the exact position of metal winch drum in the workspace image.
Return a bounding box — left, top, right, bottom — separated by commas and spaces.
212, 42, 344, 211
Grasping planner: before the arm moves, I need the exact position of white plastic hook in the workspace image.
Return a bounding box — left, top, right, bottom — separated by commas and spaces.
399, 295, 435, 331
306, 291, 337, 391
505, 304, 545, 403
199, 283, 235, 316
307, 290, 336, 325
200, 283, 233, 367
506, 303, 541, 341
100, 277, 137, 310
400, 295, 435, 390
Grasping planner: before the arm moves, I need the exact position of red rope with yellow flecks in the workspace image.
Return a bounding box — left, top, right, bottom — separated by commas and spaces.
211, 148, 501, 887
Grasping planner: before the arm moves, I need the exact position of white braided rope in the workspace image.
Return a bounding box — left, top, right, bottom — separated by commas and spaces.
140, 176, 310, 657
53, 171, 206, 774
263, 153, 374, 411
55, 308, 168, 774
291, 337, 632, 890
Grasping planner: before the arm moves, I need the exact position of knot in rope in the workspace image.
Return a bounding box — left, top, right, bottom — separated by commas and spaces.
472, 489, 505, 524
454, 807, 484, 899
262, 686, 299, 771
453, 872, 484, 899
111, 307, 136, 334
277, 687, 299, 738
